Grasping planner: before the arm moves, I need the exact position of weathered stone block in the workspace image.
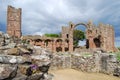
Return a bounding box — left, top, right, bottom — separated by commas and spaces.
0, 55, 31, 64
7, 48, 19, 55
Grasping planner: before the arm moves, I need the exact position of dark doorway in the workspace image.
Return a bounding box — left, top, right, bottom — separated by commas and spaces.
94, 38, 101, 48
86, 39, 89, 49
56, 47, 62, 52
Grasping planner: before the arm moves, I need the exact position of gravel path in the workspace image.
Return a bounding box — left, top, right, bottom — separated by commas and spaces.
50, 69, 120, 80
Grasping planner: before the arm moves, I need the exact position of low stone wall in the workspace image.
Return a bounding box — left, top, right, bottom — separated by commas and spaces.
100, 53, 118, 74
50, 52, 120, 76
50, 53, 71, 70
71, 54, 97, 72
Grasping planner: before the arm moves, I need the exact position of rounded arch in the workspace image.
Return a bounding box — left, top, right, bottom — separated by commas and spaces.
44, 39, 52, 42
44, 39, 52, 46
73, 22, 88, 48
74, 22, 88, 29
56, 39, 63, 42
35, 39, 42, 42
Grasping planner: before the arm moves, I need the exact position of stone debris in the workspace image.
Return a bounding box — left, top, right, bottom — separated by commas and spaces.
0, 55, 30, 64
18, 47, 30, 54
0, 32, 53, 80
113, 67, 120, 77
7, 48, 19, 55
0, 64, 18, 80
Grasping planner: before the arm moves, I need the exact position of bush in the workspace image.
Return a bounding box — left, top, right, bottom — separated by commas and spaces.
44, 33, 59, 38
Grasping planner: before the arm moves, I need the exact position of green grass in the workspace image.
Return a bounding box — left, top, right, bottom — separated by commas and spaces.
82, 53, 92, 57
115, 51, 120, 61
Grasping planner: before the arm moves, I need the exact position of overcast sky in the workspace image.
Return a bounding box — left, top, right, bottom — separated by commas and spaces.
0, 0, 120, 47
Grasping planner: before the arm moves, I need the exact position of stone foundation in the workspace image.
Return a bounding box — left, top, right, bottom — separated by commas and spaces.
50, 52, 120, 76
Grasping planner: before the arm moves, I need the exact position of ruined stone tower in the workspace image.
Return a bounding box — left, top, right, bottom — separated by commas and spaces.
7, 6, 22, 38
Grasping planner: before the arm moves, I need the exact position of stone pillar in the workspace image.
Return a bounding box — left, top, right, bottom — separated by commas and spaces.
51, 41, 54, 52
69, 22, 74, 52
89, 37, 96, 49
29, 40, 35, 45
53, 40, 56, 53
47, 41, 50, 48
45, 42, 47, 48
69, 39, 73, 52
41, 41, 45, 48
62, 40, 65, 52
89, 38, 92, 49
49, 41, 53, 51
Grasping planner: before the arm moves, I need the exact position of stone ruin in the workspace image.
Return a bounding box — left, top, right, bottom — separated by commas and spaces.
0, 5, 119, 80
62, 21, 116, 52
6, 5, 116, 53
22, 21, 116, 53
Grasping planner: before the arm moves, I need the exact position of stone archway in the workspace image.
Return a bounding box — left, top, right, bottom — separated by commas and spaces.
34, 39, 42, 46
44, 39, 52, 49
73, 23, 89, 48
62, 22, 89, 52
68, 21, 96, 52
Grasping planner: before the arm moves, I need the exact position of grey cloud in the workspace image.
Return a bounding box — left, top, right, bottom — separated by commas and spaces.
0, 0, 120, 39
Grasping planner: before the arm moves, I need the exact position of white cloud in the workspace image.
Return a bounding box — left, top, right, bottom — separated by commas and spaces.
0, 0, 120, 38
115, 37, 120, 47
33, 32, 43, 36
78, 40, 86, 46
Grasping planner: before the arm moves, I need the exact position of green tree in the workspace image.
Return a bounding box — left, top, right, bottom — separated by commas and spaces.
44, 33, 60, 38
73, 30, 85, 47
118, 47, 120, 51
